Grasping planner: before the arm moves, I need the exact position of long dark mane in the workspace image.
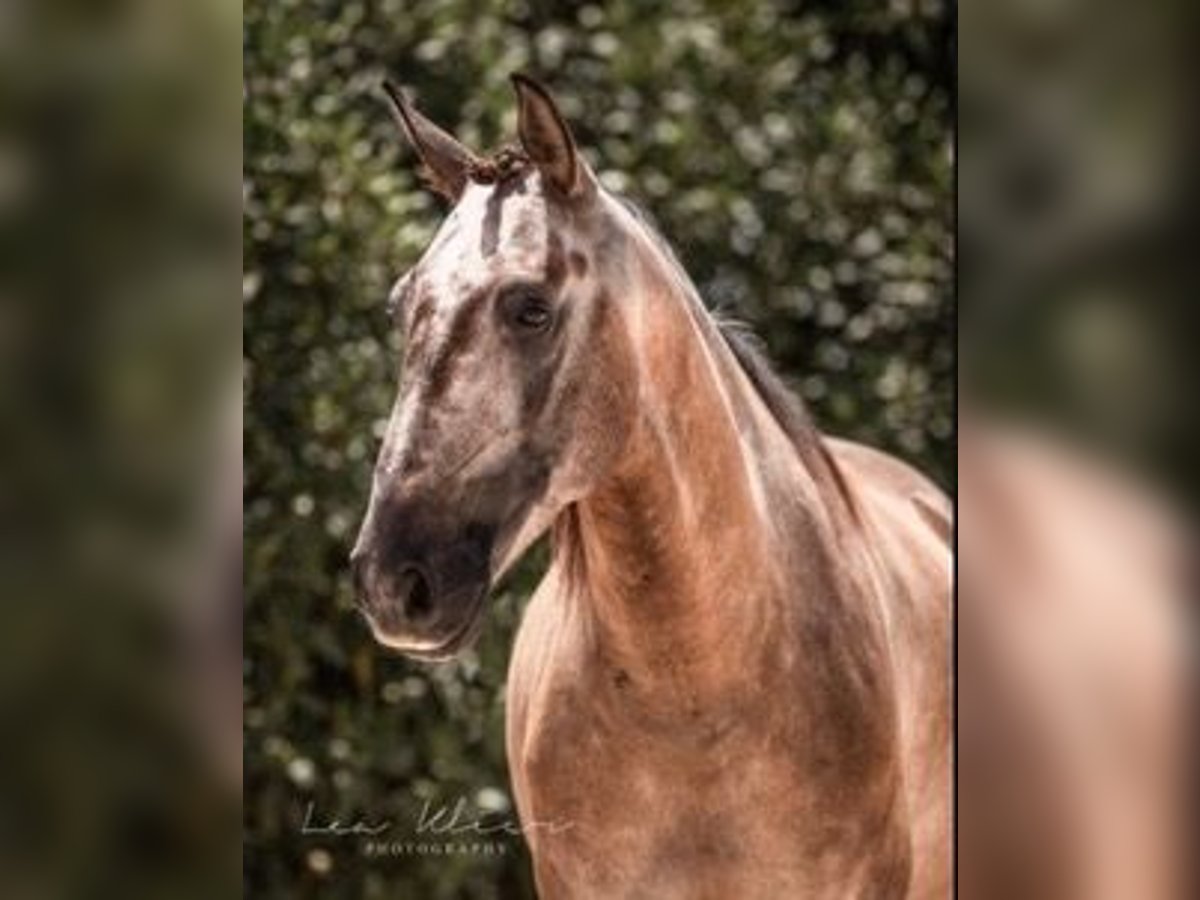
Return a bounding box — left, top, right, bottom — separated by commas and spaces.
718, 318, 861, 522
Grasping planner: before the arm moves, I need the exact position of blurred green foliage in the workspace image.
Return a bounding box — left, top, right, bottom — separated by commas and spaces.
244, 1, 952, 896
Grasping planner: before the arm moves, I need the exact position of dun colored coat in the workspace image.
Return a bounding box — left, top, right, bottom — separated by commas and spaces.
351, 75, 951, 899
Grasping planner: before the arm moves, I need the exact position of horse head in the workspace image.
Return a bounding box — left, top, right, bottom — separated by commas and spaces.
351, 76, 642, 659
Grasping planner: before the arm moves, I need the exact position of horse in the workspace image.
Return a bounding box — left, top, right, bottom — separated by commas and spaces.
350, 74, 951, 899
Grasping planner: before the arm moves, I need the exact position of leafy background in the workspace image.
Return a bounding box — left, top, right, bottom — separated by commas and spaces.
243, 1, 952, 896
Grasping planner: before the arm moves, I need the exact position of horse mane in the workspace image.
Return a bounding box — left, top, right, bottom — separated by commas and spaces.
617, 195, 861, 522
716, 319, 861, 521
714, 319, 823, 460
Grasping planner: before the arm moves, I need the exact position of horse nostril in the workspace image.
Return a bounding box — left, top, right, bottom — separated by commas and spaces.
396, 566, 434, 621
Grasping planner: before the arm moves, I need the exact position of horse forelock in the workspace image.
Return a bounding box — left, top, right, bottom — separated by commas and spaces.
466, 145, 532, 185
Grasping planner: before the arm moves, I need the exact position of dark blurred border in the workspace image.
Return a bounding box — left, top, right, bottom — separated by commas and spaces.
1, 1, 240, 897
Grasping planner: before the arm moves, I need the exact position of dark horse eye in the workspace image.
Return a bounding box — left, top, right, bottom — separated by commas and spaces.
511, 292, 553, 332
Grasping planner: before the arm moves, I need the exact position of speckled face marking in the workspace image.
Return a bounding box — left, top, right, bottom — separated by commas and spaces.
351, 77, 639, 659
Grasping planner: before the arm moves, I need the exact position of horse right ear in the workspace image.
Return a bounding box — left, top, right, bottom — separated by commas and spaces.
381, 80, 480, 202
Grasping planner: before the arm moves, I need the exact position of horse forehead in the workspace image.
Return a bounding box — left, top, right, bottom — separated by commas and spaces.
422, 185, 555, 291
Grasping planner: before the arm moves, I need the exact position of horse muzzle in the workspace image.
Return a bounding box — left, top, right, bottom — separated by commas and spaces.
349, 519, 494, 661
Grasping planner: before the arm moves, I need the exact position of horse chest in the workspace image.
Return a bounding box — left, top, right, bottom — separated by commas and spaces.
510, 671, 908, 899
506, 570, 915, 898
515, 720, 784, 897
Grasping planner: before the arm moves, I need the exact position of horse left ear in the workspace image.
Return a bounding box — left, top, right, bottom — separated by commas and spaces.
511, 74, 594, 200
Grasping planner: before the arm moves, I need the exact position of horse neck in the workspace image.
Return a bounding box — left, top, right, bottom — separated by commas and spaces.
551, 250, 847, 696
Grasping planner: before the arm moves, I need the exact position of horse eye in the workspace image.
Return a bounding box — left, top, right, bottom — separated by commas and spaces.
511, 293, 553, 331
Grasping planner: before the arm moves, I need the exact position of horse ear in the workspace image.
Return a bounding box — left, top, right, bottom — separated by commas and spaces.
511, 74, 593, 200
381, 80, 479, 202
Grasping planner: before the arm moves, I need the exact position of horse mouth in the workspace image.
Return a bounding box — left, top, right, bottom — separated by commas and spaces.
365, 587, 489, 663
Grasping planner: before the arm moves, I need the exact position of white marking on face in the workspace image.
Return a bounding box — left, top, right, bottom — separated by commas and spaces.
378, 178, 560, 478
